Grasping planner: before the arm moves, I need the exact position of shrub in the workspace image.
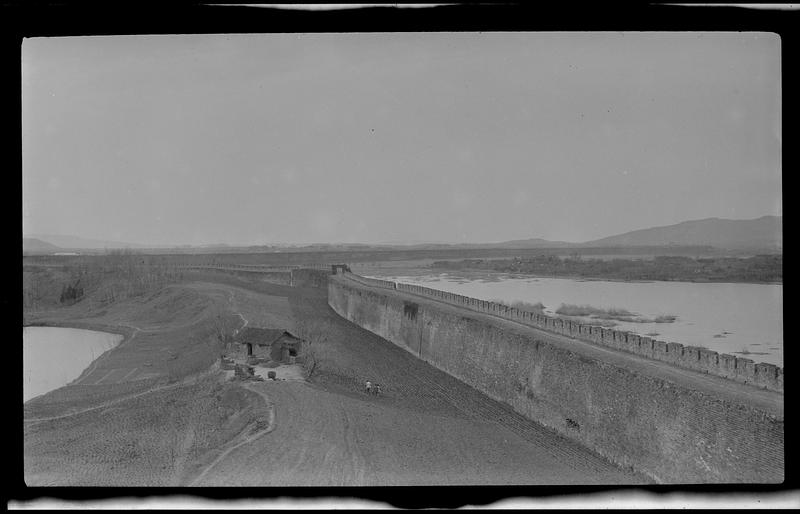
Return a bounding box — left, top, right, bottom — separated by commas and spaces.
59, 278, 84, 304
509, 300, 546, 312
555, 304, 602, 317
653, 315, 677, 323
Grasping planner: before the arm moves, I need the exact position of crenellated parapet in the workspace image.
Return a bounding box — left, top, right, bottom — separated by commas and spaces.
328, 271, 784, 483
336, 271, 783, 393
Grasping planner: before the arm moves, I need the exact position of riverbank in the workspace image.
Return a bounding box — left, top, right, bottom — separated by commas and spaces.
357, 264, 782, 286
427, 268, 783, 286
427, 254, 782, 285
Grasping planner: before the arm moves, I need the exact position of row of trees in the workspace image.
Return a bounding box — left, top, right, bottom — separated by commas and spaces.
87, 249, 185, 305
59, 278, 84, 304
23, 249, 188, 314
292, 316, 332, 379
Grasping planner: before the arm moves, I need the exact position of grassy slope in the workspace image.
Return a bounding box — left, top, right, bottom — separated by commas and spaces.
25, 378, 268, 486
23, 271, 269, 486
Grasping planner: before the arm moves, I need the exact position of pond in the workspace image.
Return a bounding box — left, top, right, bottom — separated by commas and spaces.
23, 326, 124, 403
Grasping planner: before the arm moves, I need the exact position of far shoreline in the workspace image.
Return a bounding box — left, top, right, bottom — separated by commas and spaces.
365, 266, 783, 286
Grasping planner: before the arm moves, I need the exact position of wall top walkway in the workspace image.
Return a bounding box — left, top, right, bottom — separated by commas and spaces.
332, 271, 783, 394
171, 263, 334, 272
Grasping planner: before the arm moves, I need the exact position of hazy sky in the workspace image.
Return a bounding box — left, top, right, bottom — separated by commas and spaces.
22, 33, 781, 246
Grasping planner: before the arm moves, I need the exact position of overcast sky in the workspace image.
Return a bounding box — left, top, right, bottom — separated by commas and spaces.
22, 33, 781, 246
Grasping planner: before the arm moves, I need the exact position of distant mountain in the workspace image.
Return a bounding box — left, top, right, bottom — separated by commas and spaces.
26, 234, 152, 250
23, 237, 63, 254
24, 215, 781, 255
581, 216, 781, 250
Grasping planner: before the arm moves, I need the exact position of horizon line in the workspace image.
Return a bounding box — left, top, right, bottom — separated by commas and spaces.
23, 213, 781, 249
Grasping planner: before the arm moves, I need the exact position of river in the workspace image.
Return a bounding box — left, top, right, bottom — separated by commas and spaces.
356, 267, 783, 367
23, 327, 124, 403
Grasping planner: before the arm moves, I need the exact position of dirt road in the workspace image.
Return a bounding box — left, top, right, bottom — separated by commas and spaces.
190, 379, 642, 486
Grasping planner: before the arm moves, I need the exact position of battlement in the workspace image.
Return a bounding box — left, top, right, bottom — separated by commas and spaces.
337, 271, 783, 393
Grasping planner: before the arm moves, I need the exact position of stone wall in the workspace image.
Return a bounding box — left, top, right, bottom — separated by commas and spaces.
339, 272, 782, 393
175, 264, 330, 288
290, 268, 330, 288
328, 274, 784, 483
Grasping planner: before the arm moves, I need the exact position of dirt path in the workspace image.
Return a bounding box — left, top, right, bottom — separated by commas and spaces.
172, 425, 197, 486
227, 290, 249, 336
186, 381, 276, 486
24, 368, 215, 424
70, 325, 144, 386
183, 280, 293, 331
190, 378, 642, 486
187, 381, 374, 486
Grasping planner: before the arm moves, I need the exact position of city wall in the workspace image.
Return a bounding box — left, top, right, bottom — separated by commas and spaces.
328, 272, 784, 483
175, 264, 331, 288
291, 268, 331, 288
336, 272, 782, 393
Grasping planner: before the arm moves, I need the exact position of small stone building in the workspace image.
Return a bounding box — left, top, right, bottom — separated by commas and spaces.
271, 331, 304, 363
233, 327, 304, 364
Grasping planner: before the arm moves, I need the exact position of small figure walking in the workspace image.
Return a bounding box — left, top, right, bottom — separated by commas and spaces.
365, 380, 373, 394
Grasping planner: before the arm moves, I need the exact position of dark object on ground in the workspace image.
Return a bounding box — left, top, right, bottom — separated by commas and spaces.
235, 364, 255, 379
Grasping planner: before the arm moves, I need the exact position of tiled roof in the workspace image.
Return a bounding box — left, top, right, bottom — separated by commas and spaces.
236, 327, 285, 344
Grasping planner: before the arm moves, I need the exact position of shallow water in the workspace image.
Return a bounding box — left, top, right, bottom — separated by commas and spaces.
360, 269, 783, 367
23, 327, 124, 403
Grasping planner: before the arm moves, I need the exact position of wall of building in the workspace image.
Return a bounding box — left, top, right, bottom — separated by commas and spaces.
328, 274, 784, 484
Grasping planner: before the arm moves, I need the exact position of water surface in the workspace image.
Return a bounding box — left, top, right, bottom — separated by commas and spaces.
23, 327, 124, 403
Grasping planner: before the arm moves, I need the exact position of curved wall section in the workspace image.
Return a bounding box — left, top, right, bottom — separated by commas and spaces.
341, 272, 782, 393
328, 274, 783, 484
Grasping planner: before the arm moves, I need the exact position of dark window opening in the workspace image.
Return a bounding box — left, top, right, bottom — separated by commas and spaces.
289, 348, 297, 357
